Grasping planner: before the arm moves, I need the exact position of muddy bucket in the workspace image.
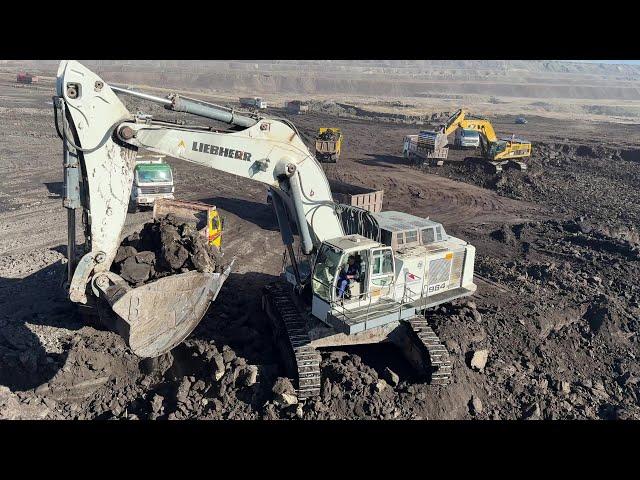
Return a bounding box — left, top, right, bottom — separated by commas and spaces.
97, 263, 232, 358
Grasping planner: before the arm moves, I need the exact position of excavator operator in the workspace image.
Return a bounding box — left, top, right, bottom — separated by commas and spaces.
337, 255, 361, 300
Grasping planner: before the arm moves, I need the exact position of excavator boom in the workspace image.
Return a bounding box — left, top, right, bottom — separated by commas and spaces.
55, 61, 234, 357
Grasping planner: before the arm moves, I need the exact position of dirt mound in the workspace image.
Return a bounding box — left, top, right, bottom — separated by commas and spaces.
111, 215, 224, 286
307, 101, 445, 125
468, 219, 640, 419
416, 142, 640, 233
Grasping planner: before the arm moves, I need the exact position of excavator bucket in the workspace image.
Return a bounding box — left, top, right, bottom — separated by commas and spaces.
100, 264, 233, 358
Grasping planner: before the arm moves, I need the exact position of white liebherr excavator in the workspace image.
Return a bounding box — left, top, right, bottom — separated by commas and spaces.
55, 61, 477, 398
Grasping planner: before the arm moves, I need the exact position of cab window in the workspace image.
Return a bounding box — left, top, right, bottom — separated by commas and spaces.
312, 244, 343, 302
371, 249, 394, 287
422, 227, 435, 244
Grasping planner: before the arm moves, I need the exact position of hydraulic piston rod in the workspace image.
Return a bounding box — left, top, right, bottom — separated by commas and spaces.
111, 85, 258, 128
111, 85, 172, 106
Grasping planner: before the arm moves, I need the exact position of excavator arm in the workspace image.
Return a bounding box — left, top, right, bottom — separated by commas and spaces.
458, 116, 499, 143
440, 108, 467, 136
117, 117, 344, 252
54, 60, 344, 357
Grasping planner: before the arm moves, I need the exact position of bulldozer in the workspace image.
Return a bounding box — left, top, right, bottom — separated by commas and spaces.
54, 61, 477, 397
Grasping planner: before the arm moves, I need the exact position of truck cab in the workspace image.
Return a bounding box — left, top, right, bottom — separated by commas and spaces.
130, 155, 174, 212
454, 128, 480, 149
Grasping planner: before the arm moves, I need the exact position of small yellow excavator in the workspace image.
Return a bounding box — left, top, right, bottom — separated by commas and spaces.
443, 109, 532, 171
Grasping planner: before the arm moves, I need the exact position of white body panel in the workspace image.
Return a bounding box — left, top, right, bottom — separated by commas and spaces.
125, 119, 344, 244
391, 238, 476, 304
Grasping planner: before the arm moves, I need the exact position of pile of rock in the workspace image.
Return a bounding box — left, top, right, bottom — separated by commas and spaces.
111, 215, 224, 286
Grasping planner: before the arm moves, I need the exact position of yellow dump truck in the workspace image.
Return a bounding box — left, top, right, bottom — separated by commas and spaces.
315, 128, 342, 163
153, 198, 224, 249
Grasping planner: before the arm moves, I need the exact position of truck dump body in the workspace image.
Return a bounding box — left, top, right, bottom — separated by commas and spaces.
404, 135, 449, 162
315, 128, 342, 163
286, 101, 309, 114
153, 198, 222, 248
330, 179, 384, 213
17, 73, 38, 84
154, 199, 210, 231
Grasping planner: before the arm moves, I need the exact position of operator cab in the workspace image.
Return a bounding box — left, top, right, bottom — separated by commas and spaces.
308, 235, 396, 325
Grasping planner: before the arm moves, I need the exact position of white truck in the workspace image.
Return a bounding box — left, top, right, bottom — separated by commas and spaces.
129, 154, 175, 212
239, 97, 268, 109
454, 128, 480, 149
403, 134, 449, 166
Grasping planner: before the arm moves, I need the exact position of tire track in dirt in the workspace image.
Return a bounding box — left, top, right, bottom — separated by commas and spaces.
335, 166, 546, 227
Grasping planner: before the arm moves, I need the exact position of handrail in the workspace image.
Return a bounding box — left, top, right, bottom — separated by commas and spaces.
312, 271, 403, 325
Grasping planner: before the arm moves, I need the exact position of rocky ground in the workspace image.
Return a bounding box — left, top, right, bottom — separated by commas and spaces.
1, 78, 639, 420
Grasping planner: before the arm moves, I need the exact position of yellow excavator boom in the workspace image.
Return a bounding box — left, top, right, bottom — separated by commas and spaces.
458, 117, 498, 143
440, 108, 467, 136
443, 109, 531, 161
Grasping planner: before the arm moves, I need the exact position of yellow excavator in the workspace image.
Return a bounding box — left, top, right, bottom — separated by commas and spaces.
442, 109, 532, 171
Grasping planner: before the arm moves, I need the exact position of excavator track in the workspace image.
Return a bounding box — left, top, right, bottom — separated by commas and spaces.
263, 283, 322, 400
402, 316, 453, 385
